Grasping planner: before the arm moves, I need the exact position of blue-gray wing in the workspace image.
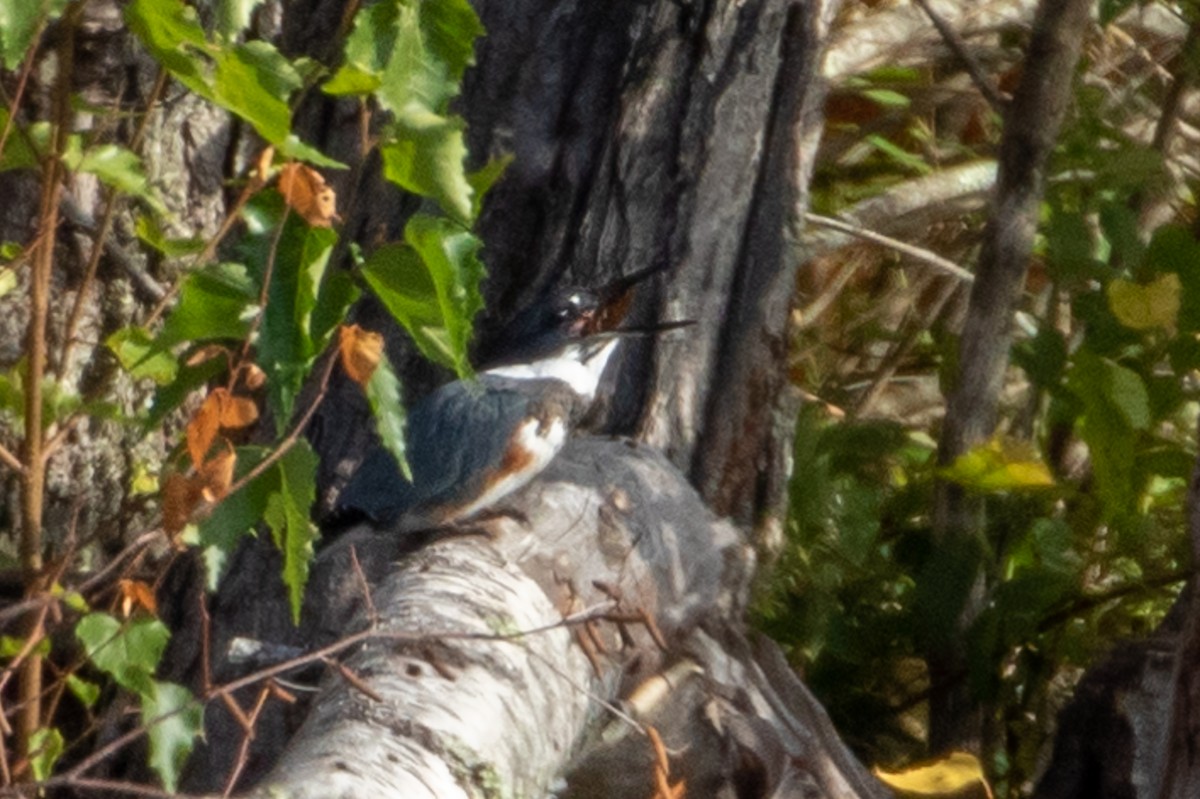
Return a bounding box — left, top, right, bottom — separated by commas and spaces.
332, 377, 546, 527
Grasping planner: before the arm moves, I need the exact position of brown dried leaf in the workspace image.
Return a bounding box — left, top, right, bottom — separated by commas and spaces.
162, 472, 202, 536
198, 440, 237, 502
278, 162, 338, 227
218, 393, 259, 429
186, 390, 224, 468
117, 579, 158, 618
185, 344, 230, 368
338, 324, 384, 386
240, 362, 267, 391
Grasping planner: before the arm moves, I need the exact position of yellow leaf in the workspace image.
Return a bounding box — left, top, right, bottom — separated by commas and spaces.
941, 437, 1054, 492
874, 751, 993, 798
1107, 273, 1180, 332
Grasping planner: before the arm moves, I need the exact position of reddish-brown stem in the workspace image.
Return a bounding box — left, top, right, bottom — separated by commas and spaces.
16, 5, 77, 757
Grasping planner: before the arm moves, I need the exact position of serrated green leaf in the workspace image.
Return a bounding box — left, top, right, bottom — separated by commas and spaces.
257, 217, 336, 429
160, 262, 256, 345
75, 613, 170, 695
142, 681, 203, 793
381, 117, 473, 222
361, 216, 485, 377
311, 267, 361, 352
263, 441, 318, 623
323, 0, 399, 96
212, 42, 301, 145
467, 154, 512, 219
66, 674, 101, 708
0, 0, 69, 70
107, 327, 179, 386
376, 0, 483, 117
198, 446, 274, 589
28, 727, 63, 781
366, 354, 409, 481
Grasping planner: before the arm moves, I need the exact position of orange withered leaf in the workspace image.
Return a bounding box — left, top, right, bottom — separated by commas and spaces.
338, 324, 384, 386
117, 579, 158, 618
162, 471, 202, 536
217, 392, 259, 429
198, 440, 237, 503
278, 162, 338, 227
186, 391, 223, 468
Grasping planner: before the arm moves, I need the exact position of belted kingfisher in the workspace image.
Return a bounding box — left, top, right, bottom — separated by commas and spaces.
333, 266, 676, 533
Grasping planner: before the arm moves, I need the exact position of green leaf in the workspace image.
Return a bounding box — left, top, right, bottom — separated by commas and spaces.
66, 674, 101, 709
263, 441, 319, 623
62, 141, 166, 213
323, 0, 400, 96
198, 446, 274, 588
865, 134, 932, 175
365, 353, 410, 481
467, 154, 512, 219
311, 267, 361, 352
361, 215, 484, 377
375, 0, 483, 117
1013, 326, 1067, 389
142, 681, 203, 793
28, 727, 63, 782
135, 214, 206, 257
1147, 224, 1200, 333
212, 41, 301, 145
75, 613, 170, 695
0, 110, 50, 171
0, 0, 70, 70
160, 262, 256, 345
859, 88, 910, 108
0, 634, 50, 658
257, 217, 336, 429
1067, 351, 1151, 517
0, 266, 17, 299
107, 327, 179, 386
125, 0, 212, 98
145, 354, 227, 431
381, 117, 473, 222
216, 0, 265, 41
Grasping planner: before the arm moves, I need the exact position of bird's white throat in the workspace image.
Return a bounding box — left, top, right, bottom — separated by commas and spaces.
485, 337, 620, 400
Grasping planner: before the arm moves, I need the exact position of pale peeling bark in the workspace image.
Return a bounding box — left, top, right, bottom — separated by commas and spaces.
231, 439, 886, 798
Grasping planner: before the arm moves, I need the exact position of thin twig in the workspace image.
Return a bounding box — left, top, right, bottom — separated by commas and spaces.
804, 212, 976, 283
913, 0, 1007, 112
0, 442, 24, 475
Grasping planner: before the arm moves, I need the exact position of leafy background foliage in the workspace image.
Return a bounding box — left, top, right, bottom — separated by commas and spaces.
0, 0, 493, 788
757, 1, 1200, 795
